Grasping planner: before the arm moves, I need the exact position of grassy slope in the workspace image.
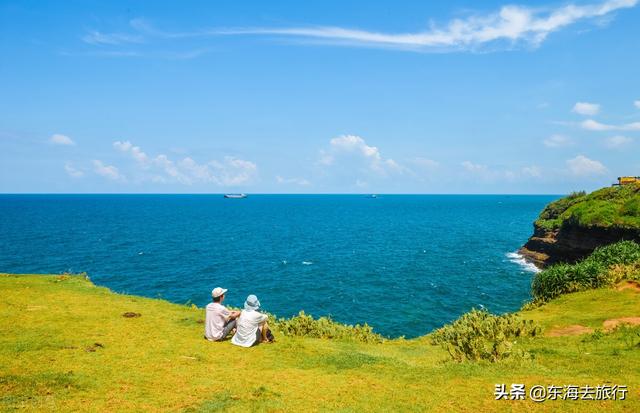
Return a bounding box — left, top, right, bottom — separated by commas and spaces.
536, 183, 640, 231
1, 274, 639, 412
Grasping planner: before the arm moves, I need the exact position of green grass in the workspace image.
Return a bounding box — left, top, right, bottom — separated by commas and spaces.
535, 184, 640, 230
1, 274, 639, 411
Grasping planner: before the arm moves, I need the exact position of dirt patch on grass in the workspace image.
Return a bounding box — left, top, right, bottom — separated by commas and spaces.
546, 325, 593, 337
122, 312, 141, 318
603, 317, 640, 331
616, 280, 640, 293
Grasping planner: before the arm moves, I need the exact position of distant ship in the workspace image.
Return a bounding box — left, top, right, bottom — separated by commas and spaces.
224, 193, 247, 199
368, 194, 378, 198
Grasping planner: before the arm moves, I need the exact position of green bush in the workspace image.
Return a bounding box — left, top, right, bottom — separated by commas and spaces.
430, 309, 541, 362
532, 241, 640, 301
272, 311, 384, 343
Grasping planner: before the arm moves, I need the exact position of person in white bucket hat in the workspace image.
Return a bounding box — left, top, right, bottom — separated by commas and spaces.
231, 294, 274, 347
204, 287, 240, 341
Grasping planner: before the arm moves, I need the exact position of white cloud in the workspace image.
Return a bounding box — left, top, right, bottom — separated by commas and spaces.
209, 156, 258, 186
276, 176, 311, 186
50, 134, 75, 146
604, 135, 633, 148
326, 135, 403, 175
635, 100, 640, 109
461, 161, 488, 173
84, 1, 636, 54
566, 155, 607, 176
92, 160, 123, 181
580, 119, 613, 131
572, 102, 600, 116
581, 119, 640, 131
155, 154, 191, 184
118, 142, 259, 187
209, 0, 637, 51
544, 134, 573, 147
64, 163, 84, 178
113, 141, 132, 151
114, 140, 149, 164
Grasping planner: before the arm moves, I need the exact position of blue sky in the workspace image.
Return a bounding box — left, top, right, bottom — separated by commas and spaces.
1, 0, 639, 194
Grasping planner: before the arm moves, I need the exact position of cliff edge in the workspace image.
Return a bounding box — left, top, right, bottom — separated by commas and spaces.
520, 183, 640, 267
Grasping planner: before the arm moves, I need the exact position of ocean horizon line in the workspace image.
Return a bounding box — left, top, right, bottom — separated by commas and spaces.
0, 192, 564, 196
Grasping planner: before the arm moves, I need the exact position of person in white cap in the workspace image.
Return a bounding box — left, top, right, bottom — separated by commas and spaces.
204, 287, 240, 341
231, 294, 273, 347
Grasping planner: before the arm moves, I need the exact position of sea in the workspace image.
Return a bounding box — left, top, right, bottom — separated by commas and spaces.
0, 194, 558, 338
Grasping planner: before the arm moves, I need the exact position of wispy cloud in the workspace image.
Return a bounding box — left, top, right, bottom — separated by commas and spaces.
82, 31, 144, 45
50, 133, 75, 146
604, 135, 633, 148
93, 160, 124, 181
276, 175, 311, 186
544, 134, 573, 147
64, 162, 84, 178
82, 0, 637, 54
114, 140, 149, 165
201, 0, 637, 51
581, 119, 640, 131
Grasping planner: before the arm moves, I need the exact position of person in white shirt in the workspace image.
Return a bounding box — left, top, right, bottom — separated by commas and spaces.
204, 287, 240, 341
231, 295, 273, 347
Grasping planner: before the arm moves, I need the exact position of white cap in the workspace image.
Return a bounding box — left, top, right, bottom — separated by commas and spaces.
212, 287, 228, 298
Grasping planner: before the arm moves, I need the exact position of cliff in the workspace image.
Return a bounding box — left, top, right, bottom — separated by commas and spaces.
520, 183, 640, 267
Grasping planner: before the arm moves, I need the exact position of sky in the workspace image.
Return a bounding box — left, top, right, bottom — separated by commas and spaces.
1, 0, 639, 194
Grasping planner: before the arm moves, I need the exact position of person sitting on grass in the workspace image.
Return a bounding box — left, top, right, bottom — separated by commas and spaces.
204, 287, 240, 341
231, 294, 274, 347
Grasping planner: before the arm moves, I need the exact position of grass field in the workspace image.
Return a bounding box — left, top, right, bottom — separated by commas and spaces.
1, 273, 639, 412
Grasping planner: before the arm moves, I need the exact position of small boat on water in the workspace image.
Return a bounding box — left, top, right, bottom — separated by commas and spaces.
368, 194, 378, 198
224, 193, 247, 199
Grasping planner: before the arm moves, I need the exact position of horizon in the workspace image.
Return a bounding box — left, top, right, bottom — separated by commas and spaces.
0, 191, 565, 196
2, 0, 639, 194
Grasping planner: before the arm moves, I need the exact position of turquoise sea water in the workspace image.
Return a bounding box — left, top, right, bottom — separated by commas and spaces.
0, 194, 557, 337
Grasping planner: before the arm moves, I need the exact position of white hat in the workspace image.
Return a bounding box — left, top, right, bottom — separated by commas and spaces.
212, 287, 228, 298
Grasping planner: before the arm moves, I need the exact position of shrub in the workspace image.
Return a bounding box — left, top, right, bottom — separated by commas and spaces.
532, 241, 640, 301
607, 262, 640, 283
271, 311, 384, 343
430, 309, 541, 362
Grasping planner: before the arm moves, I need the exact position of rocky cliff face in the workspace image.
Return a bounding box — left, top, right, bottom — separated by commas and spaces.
519, 223, 640, 268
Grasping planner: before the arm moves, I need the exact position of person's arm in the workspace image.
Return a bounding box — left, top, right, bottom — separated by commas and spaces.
223, 308, 239, 322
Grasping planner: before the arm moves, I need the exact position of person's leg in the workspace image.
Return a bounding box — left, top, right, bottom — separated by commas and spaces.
260, 321, 270, 342
220, 319, 237, 339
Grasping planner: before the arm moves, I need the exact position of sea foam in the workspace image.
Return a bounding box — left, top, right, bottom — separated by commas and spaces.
506, 251, 541, 273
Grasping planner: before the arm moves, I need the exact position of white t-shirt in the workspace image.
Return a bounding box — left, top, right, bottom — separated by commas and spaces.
204, 302, 231, 341
231, 309, 268, 347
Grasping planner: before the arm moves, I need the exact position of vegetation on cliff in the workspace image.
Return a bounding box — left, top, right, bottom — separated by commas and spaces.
535, 183, 640, 231
532, 240, 640, 302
